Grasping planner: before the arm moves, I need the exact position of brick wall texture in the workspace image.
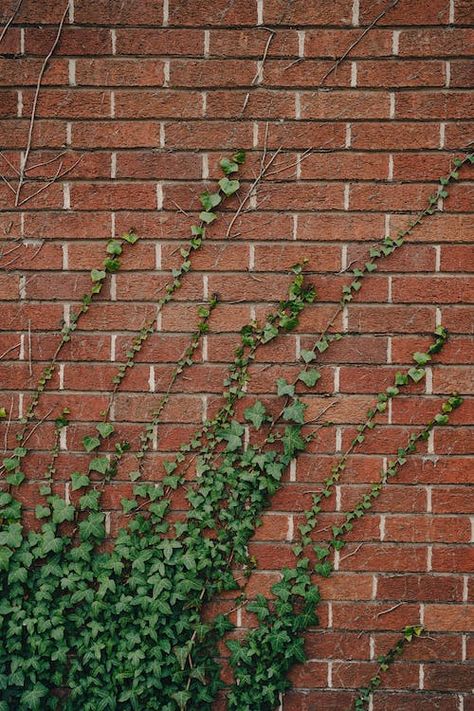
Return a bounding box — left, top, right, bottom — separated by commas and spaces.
0, 0, 473, 708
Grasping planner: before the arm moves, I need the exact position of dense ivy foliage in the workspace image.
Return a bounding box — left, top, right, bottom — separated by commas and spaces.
0, 153, 472, 709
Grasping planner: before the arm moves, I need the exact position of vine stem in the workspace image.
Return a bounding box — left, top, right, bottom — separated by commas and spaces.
14, 2, 69, 206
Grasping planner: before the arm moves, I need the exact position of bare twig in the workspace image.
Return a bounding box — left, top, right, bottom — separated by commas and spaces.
339, 541, 363, 562
0, 342, 21, 360
225, 147, 281, 238
0, 151, 20, 176
2, 397, 14, 453
22, 406, 54, 446
27, 319, 32, 376
241, 30, 275, 115
376, 602, 403, 617
26, 150, 67, 173
0, 0, 24, 45
17, 155, 82, 207
319, 0, 401, 85
14, 2, 69, 206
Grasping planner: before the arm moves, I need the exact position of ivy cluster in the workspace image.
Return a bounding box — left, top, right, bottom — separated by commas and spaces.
0, 154, 471, 710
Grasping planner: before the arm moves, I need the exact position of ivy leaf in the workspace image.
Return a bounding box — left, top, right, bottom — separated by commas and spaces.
71, 472, 90, 491
283, 400, 306, 424
315, 561, 333, 577
282, 426, 306, 457
121, 498, 137, 514
0, 523, 23, 548
122, 231, 139, 244
408, 367, 425, 383
413, 352, 431, 366
300, 349, 315, 363
232, 149, 246, 164
200, 191, 221, 211
19, 684, 49, 708
79, 512, 105, 540
244, 400, 267, 430
106, 239, 122, 255
82, 435, 100, 452
0, 546, 13, 570
298, 369, 321, 387
49, 497, 75, 524
90, 269, 106, 283
6, 470, 24, 486
89, 457, 109, 475
262, 323, 278, 343
2, 457, 18, 471
35, 505, 50, 519
199, 211, 217, 224
171, 691, 192, 711
276, 378, 295, 397
218, 177, 240, 196
220, 158, 239, 175
97, 422, 114, 438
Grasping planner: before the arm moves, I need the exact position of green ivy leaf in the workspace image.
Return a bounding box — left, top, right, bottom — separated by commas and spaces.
244, 401, 267, 430
283, 400, 306, 424
71, 472, 90, 491
408, 367, 425, 383
97, 422, 114, 438
218, 177, 240, 196
298, 369, 321, 387
276, 378, 295, 397
300, 349, 315, 363
200, 191, 222, 211
90, 269, 106, 283
199, 211, 217, 224
122, 231, 139, 244
82, 435, 100, 452
413, 352, 431, 366
220, 158, 239, 175
89, 457, 110, 475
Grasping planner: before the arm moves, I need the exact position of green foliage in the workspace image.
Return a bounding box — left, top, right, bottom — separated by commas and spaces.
0, 153, 470, 710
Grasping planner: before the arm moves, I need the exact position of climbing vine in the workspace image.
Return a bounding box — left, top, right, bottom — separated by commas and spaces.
0, 152, 472, 710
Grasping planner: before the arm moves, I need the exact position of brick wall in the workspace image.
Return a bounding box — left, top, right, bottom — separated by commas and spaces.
0, 0, 473, 708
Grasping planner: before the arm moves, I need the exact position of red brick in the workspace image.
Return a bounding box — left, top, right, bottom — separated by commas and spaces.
114, 90, 205, 119
444, 121, 474, 150
0, 91, 17, 118
350, 183, 435, 212
392, 276, 474, 304
305, 28, 392, 57
332, 601, 421, 629
297, 213, 385, 241
373, 693, 458, 711
22, 89, 112, 119
455, 0, 474, 22
70, 182, 157, 210
357, 60, 446, 87
23, 211, 111, 239
71, 121, 161, 149
395, 91, 473, 119
164, 121, 254, 149
168, 0, 257, 26
359, 0, 450, 25
440, 245, 474, 272
74, 0, 163, 24
260, 121, 346, 150
398, 28, 474, 56
25, 27, 112, 55
391, 153, 457, 180
209, 29, 298, 57
424, 663, 474, 691
300, 90, 389, 120
384, 515, 471, 543
431, 546, 474, 573
263, 0, 353, 25
205, 89, 296, 119
351, 122, 440, 150
431, 487, 474, 514
390, 214, 473, 244
377, 574, 463, 602
170, 59, 256, 87
115, 29, 204, 56
0, 119, 66, 149
0, 58, 68, 86
75, 59, 165, 87
451, 60, 474, 88
300, 152, 389, 180
162, 242, 249, 271
263, 60, 351, 87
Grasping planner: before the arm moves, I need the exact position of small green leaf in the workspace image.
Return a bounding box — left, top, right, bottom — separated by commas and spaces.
199, 211, 217, 224
89, 457, 109, 475
413, 352, 431, 366
218, 177, 240, 196
220, 158, 239, 175
300, 349, 315, 363
408, 367, 425, 383
90, 269, 106, 283
298, 369, 321, 387
97, 422, 114, 438
276, 378, 295, 397
244, 400, 267, 430
71, 472, 90, 491
83, 435, 100, 452
122, 231, 139, 244
200, 191, 221, 211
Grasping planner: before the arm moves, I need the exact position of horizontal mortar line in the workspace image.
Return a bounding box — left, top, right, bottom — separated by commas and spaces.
10, 21, 474, 30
